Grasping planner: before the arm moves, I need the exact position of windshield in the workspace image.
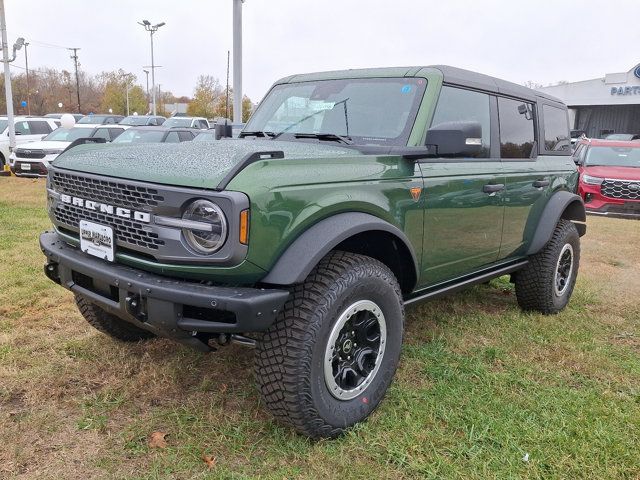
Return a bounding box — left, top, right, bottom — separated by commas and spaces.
164, 118, 192, 128
585, 146, 640, 168
245, 77, 426, 145
120, 116, 151, 126
194, 132, 217, 142
605, 134, 637, 141
0, 119, 7, 133
77, 115, 109, 124
113, 129, 165, 143
43, 128, 95, 142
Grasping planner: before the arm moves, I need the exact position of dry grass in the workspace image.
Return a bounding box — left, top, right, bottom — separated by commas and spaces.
1, 176, 639, 479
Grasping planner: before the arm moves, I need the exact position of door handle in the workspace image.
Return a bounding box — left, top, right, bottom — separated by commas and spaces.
482, 183, 505, 194
532, 179, 550, 188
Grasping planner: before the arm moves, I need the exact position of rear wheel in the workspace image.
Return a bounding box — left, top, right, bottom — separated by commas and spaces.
75, 295, 155, 342
254, 251, 404, 438
514, 219, 580, 314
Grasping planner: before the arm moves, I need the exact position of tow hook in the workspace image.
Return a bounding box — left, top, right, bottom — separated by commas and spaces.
125, 294, 146, 321
44, 263, 60, 284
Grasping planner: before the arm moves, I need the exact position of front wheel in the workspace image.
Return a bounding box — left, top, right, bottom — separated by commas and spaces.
514, 219, 580, 314
254, 251, 404, 439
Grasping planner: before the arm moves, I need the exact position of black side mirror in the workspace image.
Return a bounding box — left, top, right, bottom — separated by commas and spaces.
214, 123, 233, 140
425, 121, 483, 157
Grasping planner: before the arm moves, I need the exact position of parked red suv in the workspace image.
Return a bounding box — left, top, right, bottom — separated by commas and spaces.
573, 139, 640, 218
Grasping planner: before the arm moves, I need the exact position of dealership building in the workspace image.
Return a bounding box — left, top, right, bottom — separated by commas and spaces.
538, 63, 640, 138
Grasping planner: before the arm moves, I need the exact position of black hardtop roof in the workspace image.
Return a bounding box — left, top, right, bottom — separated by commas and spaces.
278, 65, 564, 105
432, 65, 563, 104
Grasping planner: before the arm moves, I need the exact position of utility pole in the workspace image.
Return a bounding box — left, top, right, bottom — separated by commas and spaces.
233, 0, 243, 124
24, 41, 30, 115
68, 47, 81, 113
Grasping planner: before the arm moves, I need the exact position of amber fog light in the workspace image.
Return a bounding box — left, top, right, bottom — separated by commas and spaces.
182, 200, 227, 254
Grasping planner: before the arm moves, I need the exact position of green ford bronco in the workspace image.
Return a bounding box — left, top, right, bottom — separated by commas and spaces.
40, 66, 586, 438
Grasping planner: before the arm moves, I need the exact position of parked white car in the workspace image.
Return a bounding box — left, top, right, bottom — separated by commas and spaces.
163, 116, 210, 129
10, 125, 128, 177
0, 116, 60, 170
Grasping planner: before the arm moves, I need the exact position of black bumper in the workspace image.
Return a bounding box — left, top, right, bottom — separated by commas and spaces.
40, 231, 290, 351
586, 202, 640, 219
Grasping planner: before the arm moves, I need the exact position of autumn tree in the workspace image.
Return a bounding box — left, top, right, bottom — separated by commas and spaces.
98, 70, 147, 115
187, 75, 222, 118
212, 92, 254, 122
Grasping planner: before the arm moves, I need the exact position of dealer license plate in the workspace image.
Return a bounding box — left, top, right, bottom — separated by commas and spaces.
79, 220, 114, 262
20, 163, 31, 170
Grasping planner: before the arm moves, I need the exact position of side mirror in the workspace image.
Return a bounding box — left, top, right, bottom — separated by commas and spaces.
214, 123, 233, 140
425, 121, 483, 157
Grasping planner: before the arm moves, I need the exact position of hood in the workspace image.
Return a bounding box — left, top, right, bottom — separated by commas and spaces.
52, 139, 354, 189
16, 140, 70, 150
583, 165, 640, 181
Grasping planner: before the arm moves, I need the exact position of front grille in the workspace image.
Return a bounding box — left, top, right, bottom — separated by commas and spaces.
51, 171, 165, 210
54, 203, 165, 250
601, 179, 640, 200
16, 149, 45, 159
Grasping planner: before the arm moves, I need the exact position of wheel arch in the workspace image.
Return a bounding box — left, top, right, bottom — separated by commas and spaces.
260, 212, 419, 293
527, 191, 586, 256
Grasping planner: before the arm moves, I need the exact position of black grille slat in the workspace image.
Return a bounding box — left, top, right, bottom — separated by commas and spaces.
54, 204, 164, 250
16, 150, 46, 159
51, 171, 167, 253
601, 179, 640, 200
51, 171, 164, 209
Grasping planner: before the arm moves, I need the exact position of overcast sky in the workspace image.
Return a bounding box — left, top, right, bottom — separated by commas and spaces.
6, 0, 640, 102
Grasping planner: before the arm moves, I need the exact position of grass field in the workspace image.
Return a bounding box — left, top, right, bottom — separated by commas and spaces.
1, 176, 639, 479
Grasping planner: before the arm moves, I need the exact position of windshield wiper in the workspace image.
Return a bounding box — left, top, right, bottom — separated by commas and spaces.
293, 133, 353, 145
239, 131, 276, 138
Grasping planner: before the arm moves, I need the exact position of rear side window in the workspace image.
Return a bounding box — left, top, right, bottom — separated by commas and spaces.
431, 86, 491, 158
164, 131, 180, 143
108, 128, 124, 140
28, 121, 53, 135
498, 97, 535, 159
542, 105, 570, 152
91, 128, 111, 140
178, 131, 194, 142
14, 121, 31, 135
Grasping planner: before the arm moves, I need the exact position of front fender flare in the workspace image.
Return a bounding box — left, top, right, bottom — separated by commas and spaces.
527, 191, 586, 255
260, 212, 419, 286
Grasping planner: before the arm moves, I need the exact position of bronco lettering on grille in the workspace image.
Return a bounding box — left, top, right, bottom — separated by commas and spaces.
60, 194, 151, 223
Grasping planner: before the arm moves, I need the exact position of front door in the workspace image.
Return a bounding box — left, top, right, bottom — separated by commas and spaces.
419, 86, 504, 286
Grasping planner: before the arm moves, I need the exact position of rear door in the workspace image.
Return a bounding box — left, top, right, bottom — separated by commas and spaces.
420, 85, 505, 286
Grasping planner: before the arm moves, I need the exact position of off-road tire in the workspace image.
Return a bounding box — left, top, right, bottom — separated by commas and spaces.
254, 251, 404, 439
75, 295, 155, 341
514, 219, 580, 314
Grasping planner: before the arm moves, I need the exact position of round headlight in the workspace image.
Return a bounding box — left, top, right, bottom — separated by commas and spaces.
182, 200, 227, 254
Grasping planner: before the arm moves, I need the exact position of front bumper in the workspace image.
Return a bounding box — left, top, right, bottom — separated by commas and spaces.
40, 231, 290, 351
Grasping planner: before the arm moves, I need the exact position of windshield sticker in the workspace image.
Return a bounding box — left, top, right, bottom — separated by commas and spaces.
309, 101, 336, 111
401, 85, 412, 94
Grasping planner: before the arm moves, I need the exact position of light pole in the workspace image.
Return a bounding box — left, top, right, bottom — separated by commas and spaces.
138, 20, 165, 116
0, 0, 25, 175
121, 73, 134, 116
142, 69, 149, 104
24, 41, 30, 115
233, 0, 243, 124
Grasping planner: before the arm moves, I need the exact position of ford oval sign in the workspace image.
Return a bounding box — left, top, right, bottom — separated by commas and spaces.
634, 65, 640, 79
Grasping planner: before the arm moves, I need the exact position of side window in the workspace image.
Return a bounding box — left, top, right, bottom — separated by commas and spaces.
156, 117, 165, 125
108, 128, 124, 140
164, 131, 180, 143
431, 86, 491, 158
92, 128, 111, 140
498, 97, 535, 159
178, 131, 194, 142
28, 121, 52, 135
14, 121, 31, 135
542, 105, 570, 152
198, 120, 208, 129
572, 144, 583, 160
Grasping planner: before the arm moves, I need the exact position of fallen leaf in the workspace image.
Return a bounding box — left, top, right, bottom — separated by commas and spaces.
148, 431, 168, 449
202, 453, 216, 468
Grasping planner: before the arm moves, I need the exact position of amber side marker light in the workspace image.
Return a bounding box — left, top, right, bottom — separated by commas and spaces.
239, 209, 250, 244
